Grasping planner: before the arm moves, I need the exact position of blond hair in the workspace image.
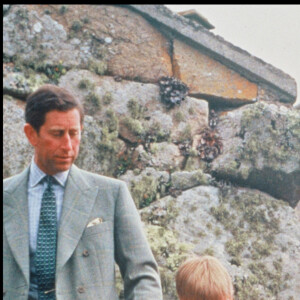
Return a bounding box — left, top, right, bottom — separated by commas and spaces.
176, 255, 234, 300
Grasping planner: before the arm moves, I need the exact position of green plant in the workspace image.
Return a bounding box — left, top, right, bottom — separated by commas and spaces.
105, 109, 119, 132
39, 61, 66, 83
88, 59, 107, 76
78, 79, 95, 90
174, 111, 185, 123
16, 8, 28, 19
127, 98, 145, 119
81, 17, 90, 24
202, 247, 214, 256
96, 127, 119, 162
86, 92, 101, 109
59, 5, 68, 14
71, 21, 83, 32
102, 92, 113, 105
123, 117, 144, 137
114, 156, 132, 177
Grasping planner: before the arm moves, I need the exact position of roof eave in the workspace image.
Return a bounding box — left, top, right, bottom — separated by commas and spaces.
125, 5, 297, 103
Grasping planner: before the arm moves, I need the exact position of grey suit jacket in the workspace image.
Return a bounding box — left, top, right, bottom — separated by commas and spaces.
3, 164, 162, 300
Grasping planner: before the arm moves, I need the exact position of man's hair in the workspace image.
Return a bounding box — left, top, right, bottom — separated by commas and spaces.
25, 84, 84, 132
176, 255, 234, 300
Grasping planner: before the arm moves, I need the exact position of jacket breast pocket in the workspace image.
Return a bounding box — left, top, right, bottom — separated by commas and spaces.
82, 221, 112, 238
80, 221, 114, 260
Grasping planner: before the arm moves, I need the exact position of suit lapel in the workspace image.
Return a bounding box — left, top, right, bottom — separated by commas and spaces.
56, 165, 99, 271
3, 168, 30, 285
3, 165, 99, 279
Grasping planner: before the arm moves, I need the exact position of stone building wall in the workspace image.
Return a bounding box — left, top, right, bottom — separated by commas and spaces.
3, 5, 300, 300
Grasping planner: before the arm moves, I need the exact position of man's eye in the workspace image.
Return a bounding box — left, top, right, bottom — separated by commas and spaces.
52, 131, 63, 136
70, 130, 79, 136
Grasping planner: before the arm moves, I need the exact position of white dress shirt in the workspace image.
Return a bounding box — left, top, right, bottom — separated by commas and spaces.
28, 159, 69, 252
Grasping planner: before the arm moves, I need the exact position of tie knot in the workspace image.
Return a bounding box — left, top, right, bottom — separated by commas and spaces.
45, 175, 54, 186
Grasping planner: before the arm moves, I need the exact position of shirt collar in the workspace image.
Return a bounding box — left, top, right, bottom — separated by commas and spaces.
29, 158, 70, 188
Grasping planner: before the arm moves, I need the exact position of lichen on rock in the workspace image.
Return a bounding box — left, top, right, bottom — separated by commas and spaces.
212, 101, 300, 207
3, 5, 300, 300
120, 168, 170, 208
144, 224, 194, 298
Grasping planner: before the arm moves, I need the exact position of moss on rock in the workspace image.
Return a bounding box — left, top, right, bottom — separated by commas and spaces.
209, 187, 291, 299
78, 78, 95, 90
131, 175, 159, 208
102, 92, 113, 105
85, 92, 101, 109
144, 225, 194, 298
239, 102, 299, 167
96, 126, 119, 164
105, 109, 119, 133
122, 117, 144, 137
87, 58, 107, 76
127, 98, 146, 119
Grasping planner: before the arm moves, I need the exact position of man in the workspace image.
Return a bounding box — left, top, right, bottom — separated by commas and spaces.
3, 84, 163, 300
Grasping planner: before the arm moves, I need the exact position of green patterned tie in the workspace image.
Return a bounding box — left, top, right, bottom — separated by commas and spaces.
35, 175, 57, 300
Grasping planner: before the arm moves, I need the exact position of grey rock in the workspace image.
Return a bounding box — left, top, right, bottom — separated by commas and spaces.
149, 142, 184, 171
3, 68, 49, 99
3, 6, 300, 300
211, 101, 300, 207
131, 144, 153, 170
141, 185, 300, 300
3, 5, 99, 69
171, 169, 211, 190
120, 167, 170, 208
59, 69, 208, 144
3, 95, 33, 177
76, 115, 126, 177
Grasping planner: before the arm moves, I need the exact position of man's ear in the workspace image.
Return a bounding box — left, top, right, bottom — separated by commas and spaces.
24, 123, 38, 147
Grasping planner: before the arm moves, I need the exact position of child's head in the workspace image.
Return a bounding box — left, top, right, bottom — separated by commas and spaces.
176, 255, 234, 300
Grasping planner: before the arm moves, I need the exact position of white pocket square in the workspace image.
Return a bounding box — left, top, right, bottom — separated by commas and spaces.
87, 217, 103, 228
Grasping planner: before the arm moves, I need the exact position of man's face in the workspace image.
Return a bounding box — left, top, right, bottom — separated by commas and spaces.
26, 108, 82, 175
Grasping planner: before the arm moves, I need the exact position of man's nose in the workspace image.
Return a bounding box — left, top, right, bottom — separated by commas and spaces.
61, 134, 72, 150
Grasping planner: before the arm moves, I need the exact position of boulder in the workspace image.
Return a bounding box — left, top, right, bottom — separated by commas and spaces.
3, 5, 300, 300
171, 169, 212, 191
3, 95, 33, 177
119, 167, 170, 208
141, 185, 300, 300
3, 5, 172, 82
211, 101, 300, 207
76, 115, 126, 176
59, 69, 209, 144
3, 64, 49, 99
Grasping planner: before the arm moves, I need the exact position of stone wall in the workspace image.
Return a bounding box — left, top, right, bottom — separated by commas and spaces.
3, 5, 300, 300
